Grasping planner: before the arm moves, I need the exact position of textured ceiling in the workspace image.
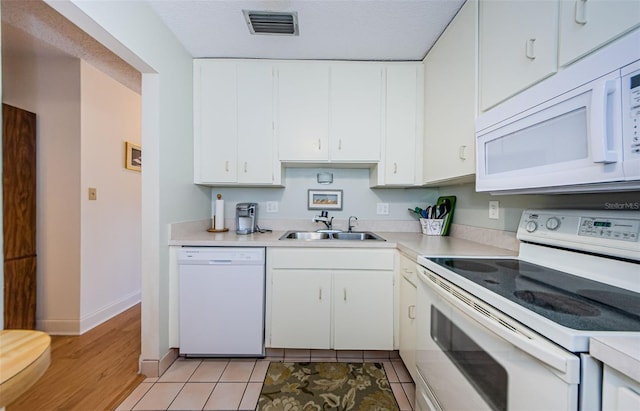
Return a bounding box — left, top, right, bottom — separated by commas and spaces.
146, 0, 466, 61
1, 0, 466, 95
1, 0, 141, 93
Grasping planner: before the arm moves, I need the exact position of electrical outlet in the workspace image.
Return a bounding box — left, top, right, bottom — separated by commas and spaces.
88, 187, 97, 201
376, 203, 389, 215
266, 201, 279, 213
489, 200, 499, 219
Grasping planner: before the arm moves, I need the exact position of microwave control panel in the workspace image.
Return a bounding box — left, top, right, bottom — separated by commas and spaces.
623, 66, 640, 157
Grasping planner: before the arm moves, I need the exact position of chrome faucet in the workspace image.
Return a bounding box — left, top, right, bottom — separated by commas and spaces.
313, 210, 333, 230
348, 216, 358, 232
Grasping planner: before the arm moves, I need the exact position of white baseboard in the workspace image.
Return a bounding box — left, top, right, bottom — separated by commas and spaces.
140, 348, 178, 378
37, 291, 141, 335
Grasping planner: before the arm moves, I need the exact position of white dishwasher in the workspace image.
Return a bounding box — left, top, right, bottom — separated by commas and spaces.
178, 247, 265, 357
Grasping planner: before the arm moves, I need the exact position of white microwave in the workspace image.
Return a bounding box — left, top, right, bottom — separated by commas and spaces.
476, 30, 640, 194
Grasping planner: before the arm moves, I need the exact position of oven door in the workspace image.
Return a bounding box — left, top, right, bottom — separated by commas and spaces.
416, 265, 580, 411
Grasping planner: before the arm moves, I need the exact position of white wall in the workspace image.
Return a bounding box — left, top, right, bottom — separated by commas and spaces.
213, 168, 439, 226
45, 0, 210, 370
2, 51, 142, 334
216, 169, 640, 234
441, 182, 640, 232
3, 52, 83, 331
79, 60, 141, 331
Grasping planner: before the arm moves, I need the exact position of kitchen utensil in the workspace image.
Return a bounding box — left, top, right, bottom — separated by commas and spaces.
434, 196, 456, 236
408, 207, 422, 218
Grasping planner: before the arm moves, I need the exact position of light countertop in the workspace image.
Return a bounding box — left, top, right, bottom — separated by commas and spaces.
590, 336, 640, 382
169, 227, 518, 260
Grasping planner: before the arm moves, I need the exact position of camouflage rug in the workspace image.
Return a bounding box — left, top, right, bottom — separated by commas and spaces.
257, 362, 400, 411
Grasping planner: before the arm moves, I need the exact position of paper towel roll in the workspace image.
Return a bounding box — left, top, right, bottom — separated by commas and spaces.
214, 196, 225, 230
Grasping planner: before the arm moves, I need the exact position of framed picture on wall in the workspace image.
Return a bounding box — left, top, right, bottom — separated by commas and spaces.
125, 141, 142, 172
308, 189, 343, 210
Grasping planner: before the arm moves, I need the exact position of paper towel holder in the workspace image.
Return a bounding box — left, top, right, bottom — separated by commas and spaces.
207, 193, 229, 232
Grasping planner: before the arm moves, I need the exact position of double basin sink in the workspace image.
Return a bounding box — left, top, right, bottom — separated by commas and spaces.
279, 230, 386, 241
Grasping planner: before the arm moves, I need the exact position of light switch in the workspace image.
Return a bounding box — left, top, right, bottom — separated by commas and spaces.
88, 187, 97, 201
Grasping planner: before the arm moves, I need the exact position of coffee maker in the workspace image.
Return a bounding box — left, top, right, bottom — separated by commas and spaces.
236, 203, 258, 234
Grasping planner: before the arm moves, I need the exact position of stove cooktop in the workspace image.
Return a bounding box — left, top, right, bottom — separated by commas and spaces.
427, 257, 640, 332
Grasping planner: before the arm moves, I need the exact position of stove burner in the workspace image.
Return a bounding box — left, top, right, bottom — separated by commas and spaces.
514, 290, 601, 317
495, 260, 542, 272
577, 289, 640, 318
444, 260, 497, 273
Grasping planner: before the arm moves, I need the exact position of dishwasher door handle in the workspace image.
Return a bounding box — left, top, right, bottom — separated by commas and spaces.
208, 259, 233, 264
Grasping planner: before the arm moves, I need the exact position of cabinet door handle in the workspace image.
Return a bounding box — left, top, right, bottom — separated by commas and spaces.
343, 288, 347, 301
408, 305, 416, 320
393, 162, 398, 174
244, 162, 248, 173
319, 288, 322, 300
318, 139, 321, 150
339, 139, 342, 150
459, 145, 467, 160
525, 38, 536, 60
574, 0, 588, 24
225, 160, 229, 172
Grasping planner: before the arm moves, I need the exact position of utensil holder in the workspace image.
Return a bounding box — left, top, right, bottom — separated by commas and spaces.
420, 218, 444, 235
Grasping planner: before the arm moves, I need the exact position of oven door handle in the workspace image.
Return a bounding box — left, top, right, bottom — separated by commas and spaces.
418, 267, 579, 379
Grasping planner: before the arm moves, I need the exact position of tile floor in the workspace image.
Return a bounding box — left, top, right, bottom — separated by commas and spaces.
116, 349, 415, 411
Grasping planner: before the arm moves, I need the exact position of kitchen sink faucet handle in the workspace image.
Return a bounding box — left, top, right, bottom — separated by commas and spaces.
348, 216, 358, 232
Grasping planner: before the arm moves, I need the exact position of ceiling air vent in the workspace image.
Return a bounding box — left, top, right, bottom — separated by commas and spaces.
243, 10, 299, 36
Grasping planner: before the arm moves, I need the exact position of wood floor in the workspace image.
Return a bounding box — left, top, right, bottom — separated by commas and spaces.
8, 304, 145, 411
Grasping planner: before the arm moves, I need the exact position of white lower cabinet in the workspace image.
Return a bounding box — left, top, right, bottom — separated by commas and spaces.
267, 248, 395, 350
602, 365, 640, 411
333, 270, 394, 350
399, 254, 418, 382
270, 270, 332, 349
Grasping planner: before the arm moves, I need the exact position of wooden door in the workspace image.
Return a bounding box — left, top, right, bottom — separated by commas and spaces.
3, 103, 37, 329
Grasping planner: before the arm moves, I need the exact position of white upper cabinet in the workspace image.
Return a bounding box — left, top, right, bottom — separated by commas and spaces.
558, 0, 640, 66
276, 62, 330, 162
329, 64, 383, 162
237, 63, 277, 184
194, 61, 237, 183
277, 62, 383, 163
377, 64, 424, 186
194, 60, 280, 185
423, 0, 477, 185
479, 0, 559, 111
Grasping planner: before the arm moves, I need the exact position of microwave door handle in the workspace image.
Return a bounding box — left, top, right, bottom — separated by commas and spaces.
590, 79, 619, 164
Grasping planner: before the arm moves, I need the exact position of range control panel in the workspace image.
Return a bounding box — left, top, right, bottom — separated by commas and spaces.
579, 216, 639, 242
517, 209, 640, 260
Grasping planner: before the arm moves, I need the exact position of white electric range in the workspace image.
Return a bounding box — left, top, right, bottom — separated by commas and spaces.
415, 209, 640, 411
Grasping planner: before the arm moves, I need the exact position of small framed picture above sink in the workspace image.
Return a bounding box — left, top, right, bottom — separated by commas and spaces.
308, 189, 343, 210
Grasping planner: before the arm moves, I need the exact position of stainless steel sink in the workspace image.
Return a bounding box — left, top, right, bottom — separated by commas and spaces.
282, 231, 330, 240
279, 231, 385, 241
332, 232, 384, 241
